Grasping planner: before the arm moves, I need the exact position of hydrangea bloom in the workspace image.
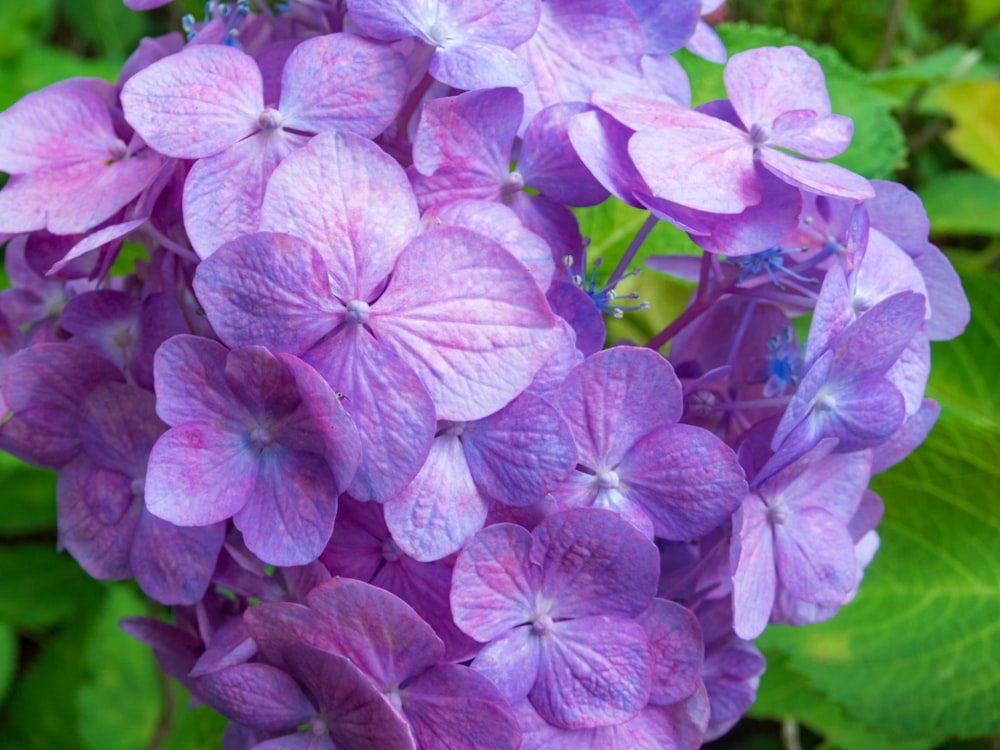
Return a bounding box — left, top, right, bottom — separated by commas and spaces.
0, 4, 969, 748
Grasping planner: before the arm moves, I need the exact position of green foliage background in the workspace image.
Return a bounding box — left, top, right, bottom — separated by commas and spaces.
0, 1, 998, 748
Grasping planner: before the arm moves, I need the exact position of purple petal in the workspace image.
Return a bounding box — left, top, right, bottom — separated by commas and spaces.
234, 446, 340, 566
730, 498, 775, 640
642, 168, 802, 257
401, 663, 521, 750
519, 103, 609, 207
411, 87, 522, 202
774, 506, 857, 603
451, 523, 537, 641
184, 131, 305, 259
619, 423, 747, 540
284, 645, 417, 749
627, 0, 700, 55
724, 47, 831, 129
913, 244, 970, 340
533, 508, 659, 619
431, 41, 532, 89
132, 511, 224, 605
470, 627, 541, 704
121, 44, 264, 158
384, 435, 488, 562
567, 107, 649, 206
375, 227, 557, 421
194, 232, 345, 353
305, 578, 444, 687
310, 330, 435, 502
198, 663, 315, 732
637, 599, 703, 706
687, 19, 727, 63
190, 616, 259, 678
760, 147, 874, 202
553, 346, 683, 468
57, 462, 139, 580
517, 0, 644, 126
153, 335, 237, 426
871, 398, 940, 474
463, 392, 576, 507
532, 616, 651, 728
261, 131, 419, 300
242, 601, 314, 672
280, 33, 407, 136
144, 422, 257, 526
346, 0, 437, 40
426, 200, 555, 292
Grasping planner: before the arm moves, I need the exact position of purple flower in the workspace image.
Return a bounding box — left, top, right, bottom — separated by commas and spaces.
120, 34, 408, 256
731, 441, 871, 639
382, 391, 575, 562
594, 46, 874, 213
194, 131, 558, 501
0, 80, 163, 235
451, 508, 660, 728
144, 335, 361, 565
245, 578, 521, 749
551, 347, 747, 539
57, 381, 224, 604
347, 0, 539, 89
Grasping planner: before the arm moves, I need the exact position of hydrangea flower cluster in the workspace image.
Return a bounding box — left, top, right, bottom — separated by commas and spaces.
0, 1, 969, 747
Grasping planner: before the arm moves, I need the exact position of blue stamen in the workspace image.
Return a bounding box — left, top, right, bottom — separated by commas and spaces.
564, 246, 649, 319
184, 1, 251, 45
762, 327, 802, 397
728, 247, 817, 288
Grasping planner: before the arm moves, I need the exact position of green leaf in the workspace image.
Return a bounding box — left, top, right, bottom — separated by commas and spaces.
0, 544, 104, 630
919, 172, 1000, 237
160, 683, 231, 750
0, 45, 119, 110
676, 22, 907, 180
57, 0, 151, 61
76, 585, 161, 750
0, 622, 15, 707
933, 79, 1000, 177
0, 458, 57, 536
0, 598, 104, 750
750, 650, 939, 750
923, 269, 1000, 429
0, 0, 58, 62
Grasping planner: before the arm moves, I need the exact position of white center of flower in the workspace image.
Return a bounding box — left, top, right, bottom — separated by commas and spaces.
345, 299, 371, 325
258, 108, 283, 131
597, 469, 620, 490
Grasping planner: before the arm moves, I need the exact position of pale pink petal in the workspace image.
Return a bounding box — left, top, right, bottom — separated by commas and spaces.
724, 46, 831, 129
279, 33, 408, 136
629, 119, 758, 213
384, 435, 489, 562
731, 499, 776, 640
121, 44, 264, 158
184, 130, 306, 259
261, 131, 419, 300
375, 227, 557, 421
451, 523, 538, 641
759, 147, 874, 202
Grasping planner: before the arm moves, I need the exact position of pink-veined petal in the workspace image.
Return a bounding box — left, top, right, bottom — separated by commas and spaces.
121, 44, 264, 158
